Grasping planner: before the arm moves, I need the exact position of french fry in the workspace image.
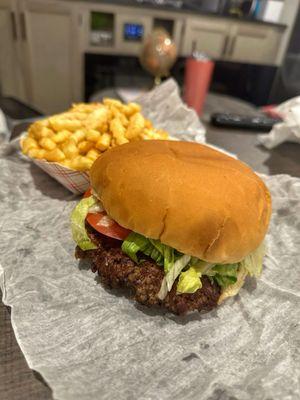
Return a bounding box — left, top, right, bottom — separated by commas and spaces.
45, 148, 65, 162
39, 137, 56, 151
71, 129, 86, 144
86, 148, 101, 161
61, 140, 79, 159
50, 117, 82, 132
86, 129, 101, 143
52, 130, 71, 144
96, 133, 111, 151
126, 113, 145, 139
71, 156, 93, 171
22, 137, 38, 154
27, 148, 46, 159
78, 140, 94, 154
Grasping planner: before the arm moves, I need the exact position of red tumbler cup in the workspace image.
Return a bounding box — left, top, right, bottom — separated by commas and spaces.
184, 54, 215, 116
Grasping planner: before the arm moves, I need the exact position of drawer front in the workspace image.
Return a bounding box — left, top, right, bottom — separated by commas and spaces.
182, 18, 230, 59
228, 25, 282, 65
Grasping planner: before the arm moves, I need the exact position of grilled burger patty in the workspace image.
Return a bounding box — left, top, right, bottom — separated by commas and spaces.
75, 223, 221, 315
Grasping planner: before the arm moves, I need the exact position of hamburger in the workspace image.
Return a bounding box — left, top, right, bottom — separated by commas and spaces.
71, 140, 271, 315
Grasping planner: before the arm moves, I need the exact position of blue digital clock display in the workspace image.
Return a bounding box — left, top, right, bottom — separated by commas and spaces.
124, 23, 144, 41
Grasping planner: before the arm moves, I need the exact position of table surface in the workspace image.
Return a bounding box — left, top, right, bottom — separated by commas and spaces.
1, 93, 300, 400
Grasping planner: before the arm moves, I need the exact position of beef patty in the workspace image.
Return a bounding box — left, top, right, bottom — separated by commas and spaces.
75, 223, 221, 315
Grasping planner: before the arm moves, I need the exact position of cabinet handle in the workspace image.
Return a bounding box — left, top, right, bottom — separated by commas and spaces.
20, 12, 27, 41
228, 37, 236, 57
11, 12, 17, 40
222, 35, 229, 56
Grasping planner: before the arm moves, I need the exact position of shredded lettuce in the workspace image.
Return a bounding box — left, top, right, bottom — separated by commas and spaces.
121, 232, 152, 263
149, 239, 176, 273
121, 233, 180, 272
71, 197, 97, 251
217, 244, 266, 302
158, 254, 191, 300
121, 231, 265, 299
177, 266, 202, 294
218, 265, 248, 303
189, 260, 215, 275
212, 264, 239, 288
240, 243, 265, 277
177, 260, 239, 289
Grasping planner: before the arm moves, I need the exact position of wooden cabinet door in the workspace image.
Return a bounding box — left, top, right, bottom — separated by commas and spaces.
0, 0, 26, 101
227, 24, 282, 65
181, 17, 230, 59
20, 0, 80, 114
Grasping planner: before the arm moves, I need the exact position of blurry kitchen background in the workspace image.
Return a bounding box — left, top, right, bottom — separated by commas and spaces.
1, 0, 300, 114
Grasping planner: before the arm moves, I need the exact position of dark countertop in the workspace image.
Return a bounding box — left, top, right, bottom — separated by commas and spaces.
65, 0, 287, 29
204, 92, 300, 178
1, 92, 299, 400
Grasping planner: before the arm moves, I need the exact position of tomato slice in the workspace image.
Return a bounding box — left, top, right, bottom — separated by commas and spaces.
84, 188, 92, 198
84, 188, 131, 240
86, 212, 131, 240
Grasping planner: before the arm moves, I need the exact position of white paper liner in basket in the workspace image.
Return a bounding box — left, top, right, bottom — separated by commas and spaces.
19, 132, 90, 195
32, 159, 90, 195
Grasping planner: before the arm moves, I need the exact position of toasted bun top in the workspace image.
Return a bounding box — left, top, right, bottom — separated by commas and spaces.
90, 140, 271, 263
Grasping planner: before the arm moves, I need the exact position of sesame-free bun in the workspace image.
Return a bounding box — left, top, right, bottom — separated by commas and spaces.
90, 141, 271, 263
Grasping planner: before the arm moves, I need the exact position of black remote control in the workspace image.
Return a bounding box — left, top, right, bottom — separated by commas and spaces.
211, 113, 282, 132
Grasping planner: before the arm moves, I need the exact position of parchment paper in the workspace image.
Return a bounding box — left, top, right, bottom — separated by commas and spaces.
1, 82, 300, 400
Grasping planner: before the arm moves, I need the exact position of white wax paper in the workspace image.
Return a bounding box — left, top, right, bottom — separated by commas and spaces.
0, 157, 299, 400
0, 108, 9, 143
258, 96, 300, 148
137, 79, 206, 143
1, 81, 300, 400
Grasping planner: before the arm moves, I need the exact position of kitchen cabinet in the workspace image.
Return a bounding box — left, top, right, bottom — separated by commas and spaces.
227, 23, 282, 65
182, 18, 230, 59
182, 16, 283, 65
0, 0, 27, 101
18, 0, 81, 114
